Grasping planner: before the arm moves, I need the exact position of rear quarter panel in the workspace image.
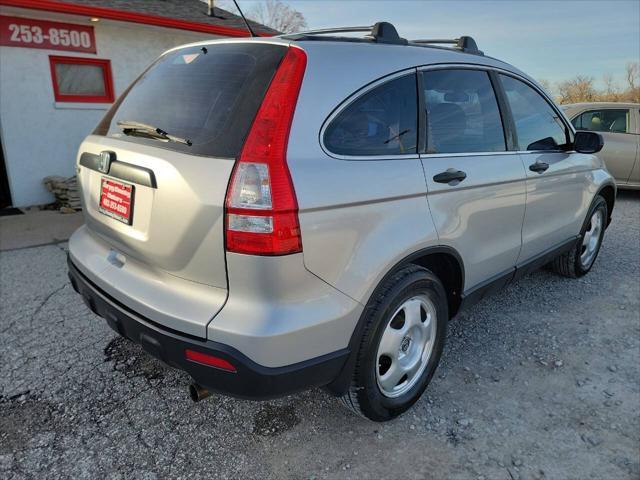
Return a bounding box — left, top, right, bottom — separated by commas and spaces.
293, 158, 437, 304
287, 43, 450, 304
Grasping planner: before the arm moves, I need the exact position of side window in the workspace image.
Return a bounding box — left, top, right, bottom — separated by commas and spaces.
574, 109, 630, 134
571, 114, 582, 130
422, 69, 506, 154
499, 74, 568, 151
324, 74, 417, 156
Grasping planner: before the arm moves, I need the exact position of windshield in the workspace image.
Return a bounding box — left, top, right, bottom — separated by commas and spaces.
94, 43, 287, 157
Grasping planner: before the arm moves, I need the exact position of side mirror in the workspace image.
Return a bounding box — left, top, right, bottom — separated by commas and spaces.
574, 131, 604, 154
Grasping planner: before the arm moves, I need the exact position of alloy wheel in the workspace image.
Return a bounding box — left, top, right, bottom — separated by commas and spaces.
375, 295, 437, 398
580, 209, 603, 269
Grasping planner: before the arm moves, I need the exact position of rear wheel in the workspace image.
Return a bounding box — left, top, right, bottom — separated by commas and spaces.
340, 265, 447, 421
549, 195, 607, 278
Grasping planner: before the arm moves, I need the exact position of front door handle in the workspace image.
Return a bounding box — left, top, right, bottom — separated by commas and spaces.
433, 169, 467, 185
529, 161, 550, 173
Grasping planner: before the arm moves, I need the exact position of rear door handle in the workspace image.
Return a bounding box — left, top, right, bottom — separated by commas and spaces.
433, 169, 467, 185
529, 161, 549, 173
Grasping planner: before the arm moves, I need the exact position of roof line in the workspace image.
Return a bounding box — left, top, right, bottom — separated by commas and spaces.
0, 0, 271, 37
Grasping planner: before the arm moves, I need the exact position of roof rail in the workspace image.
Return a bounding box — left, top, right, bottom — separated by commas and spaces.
292, 26, 373, 35
410, 36, 483, 55
283, 23, 482, 54
283, 21, 408, 45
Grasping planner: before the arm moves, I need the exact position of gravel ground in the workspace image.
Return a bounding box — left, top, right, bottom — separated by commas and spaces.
1, 192, 638, 480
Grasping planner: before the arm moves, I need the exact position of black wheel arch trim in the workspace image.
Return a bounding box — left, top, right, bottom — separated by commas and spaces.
402, 245, 465, 284
594, 182, 616, 228
325, 245, 464, 396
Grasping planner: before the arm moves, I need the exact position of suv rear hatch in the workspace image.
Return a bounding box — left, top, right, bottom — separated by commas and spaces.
75, 41, 289, 337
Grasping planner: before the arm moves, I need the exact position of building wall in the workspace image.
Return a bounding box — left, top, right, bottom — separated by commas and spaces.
0, 10, 217, 206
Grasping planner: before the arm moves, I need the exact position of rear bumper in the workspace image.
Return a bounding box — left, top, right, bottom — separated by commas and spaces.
68, 256, 349, 400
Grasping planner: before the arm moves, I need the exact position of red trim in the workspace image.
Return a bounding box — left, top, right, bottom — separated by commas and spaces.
0, 0, 269, 37
49, 55, 114, 103
185, 349, 237, 372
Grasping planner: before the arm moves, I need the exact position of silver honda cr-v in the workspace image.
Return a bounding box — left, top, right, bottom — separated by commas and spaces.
68, 22, 615, 421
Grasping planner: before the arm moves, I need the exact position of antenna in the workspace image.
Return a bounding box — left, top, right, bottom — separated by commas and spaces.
232, 0, 257, 38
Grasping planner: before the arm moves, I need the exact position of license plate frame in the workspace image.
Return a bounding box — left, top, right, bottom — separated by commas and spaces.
98, 177, 134, 225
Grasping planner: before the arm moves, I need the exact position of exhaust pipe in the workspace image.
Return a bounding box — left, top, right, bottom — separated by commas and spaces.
189, 383, 210, 402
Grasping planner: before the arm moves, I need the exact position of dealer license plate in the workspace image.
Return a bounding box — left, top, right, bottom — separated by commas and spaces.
99, 178, 134, 225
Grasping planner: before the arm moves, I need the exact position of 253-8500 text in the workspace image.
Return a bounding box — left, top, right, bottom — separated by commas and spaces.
8, 23, 91, 48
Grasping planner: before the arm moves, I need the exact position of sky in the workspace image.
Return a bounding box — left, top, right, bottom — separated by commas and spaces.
232, 0, 640, 90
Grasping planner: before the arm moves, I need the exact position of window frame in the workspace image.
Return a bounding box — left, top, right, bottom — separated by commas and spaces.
48, 55, 115, 103
417, 64, 574, 157
320, 69, 420, 160
495, 70, 573, 153
572, 108, 632, 135
418, 66, 513, 155
572, 113, 583, 130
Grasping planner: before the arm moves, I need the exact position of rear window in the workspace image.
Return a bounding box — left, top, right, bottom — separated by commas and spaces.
94, 43, 287, 157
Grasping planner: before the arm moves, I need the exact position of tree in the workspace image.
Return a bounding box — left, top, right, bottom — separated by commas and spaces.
601, 73, 620, 102
247, 0, 307, 33
556, 75, 596, 104
541, 65, 640, 104
205, 0, 306, 33
625, 62, 638, 90
624, 62, 640, 102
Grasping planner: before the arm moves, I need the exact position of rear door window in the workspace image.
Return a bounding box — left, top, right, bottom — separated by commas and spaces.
94, 43, 287, 158
499, 74, 569, 151
323, 74, 418, 156
421, 69, 506, 154
572, 109, 630, 133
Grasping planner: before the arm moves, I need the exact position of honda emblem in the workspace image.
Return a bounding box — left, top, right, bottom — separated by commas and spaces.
98, 151, 113, 174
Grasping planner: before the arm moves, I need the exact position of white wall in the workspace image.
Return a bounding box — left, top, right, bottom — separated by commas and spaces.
0, 9, 218, 206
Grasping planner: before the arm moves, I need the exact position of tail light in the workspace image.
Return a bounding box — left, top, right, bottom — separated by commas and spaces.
225, 47, 307, 255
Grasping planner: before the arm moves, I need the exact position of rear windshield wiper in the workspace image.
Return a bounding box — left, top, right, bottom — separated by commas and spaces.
117, 120, 192, 146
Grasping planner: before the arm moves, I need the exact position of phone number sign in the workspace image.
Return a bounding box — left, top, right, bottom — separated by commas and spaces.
0, 15, 96, 53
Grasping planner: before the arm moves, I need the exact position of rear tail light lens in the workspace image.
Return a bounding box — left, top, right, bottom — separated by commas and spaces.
228, 213, 273, 234
225, 47, 307, 256
185, 349, 237, 373
227, 163, 272, 210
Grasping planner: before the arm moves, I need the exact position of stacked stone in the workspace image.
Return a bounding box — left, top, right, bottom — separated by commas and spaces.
43, 175, 81, 212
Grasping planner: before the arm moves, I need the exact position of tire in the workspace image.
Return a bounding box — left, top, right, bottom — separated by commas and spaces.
340, 265, 448, 421
549, 195, 608, 278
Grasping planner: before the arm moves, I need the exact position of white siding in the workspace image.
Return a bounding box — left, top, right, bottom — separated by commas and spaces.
0, 10, 218, 206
